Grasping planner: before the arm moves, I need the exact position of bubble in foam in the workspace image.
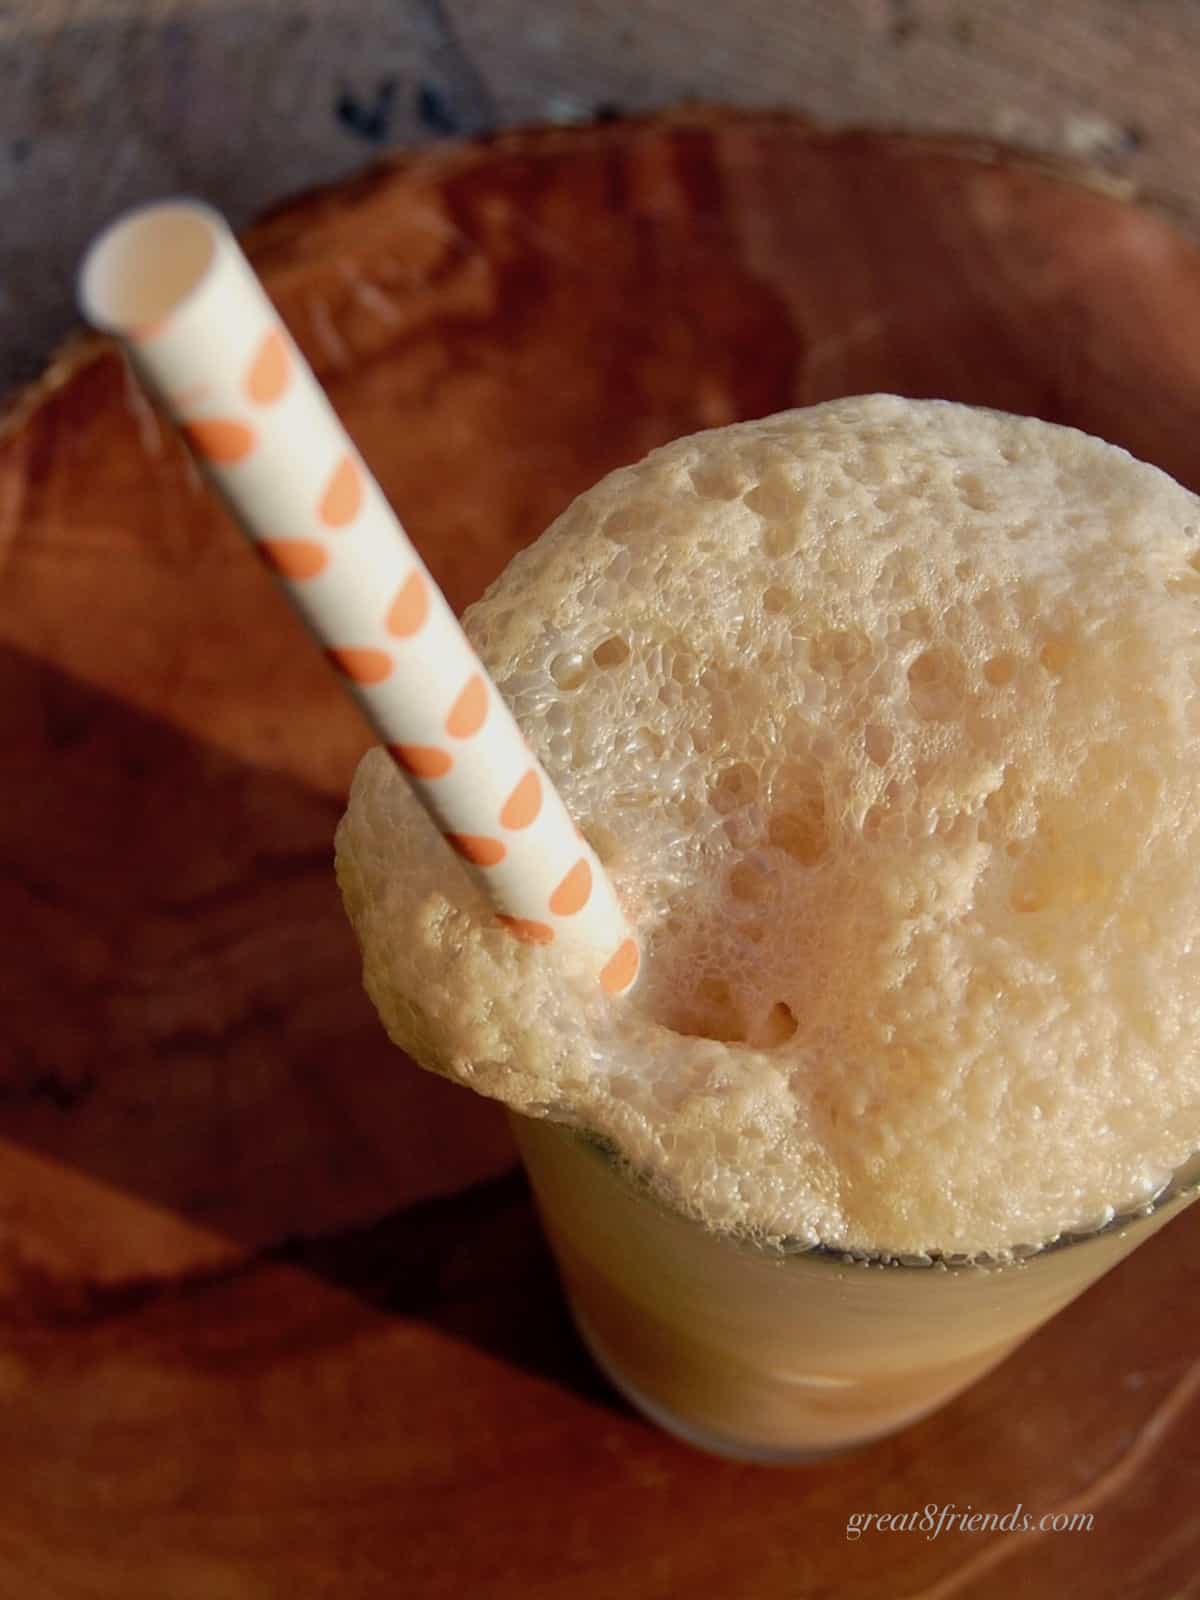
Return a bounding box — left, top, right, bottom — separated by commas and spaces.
336, 396, 1200, 1256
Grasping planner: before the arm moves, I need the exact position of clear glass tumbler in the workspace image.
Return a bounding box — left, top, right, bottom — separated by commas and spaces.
512, 1112, 1198, 1461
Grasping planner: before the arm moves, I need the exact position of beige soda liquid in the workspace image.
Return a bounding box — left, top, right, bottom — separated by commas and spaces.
338, 398, 1200, 1457
513, 1118, 1196, 1458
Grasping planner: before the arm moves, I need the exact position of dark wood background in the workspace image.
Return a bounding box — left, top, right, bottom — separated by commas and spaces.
2, 111, 1198, 1598
4, 0, 1200, 393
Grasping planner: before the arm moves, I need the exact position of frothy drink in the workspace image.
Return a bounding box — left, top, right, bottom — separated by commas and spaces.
337, 397, 1200, 1456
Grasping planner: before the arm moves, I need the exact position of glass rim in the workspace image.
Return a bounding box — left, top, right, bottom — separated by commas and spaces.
545, 1118, 1200, 1274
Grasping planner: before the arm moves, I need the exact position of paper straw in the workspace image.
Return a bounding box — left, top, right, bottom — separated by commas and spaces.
78, 200, 639, 995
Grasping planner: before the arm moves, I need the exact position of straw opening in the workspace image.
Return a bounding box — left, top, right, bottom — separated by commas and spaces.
78, 201, 220, 335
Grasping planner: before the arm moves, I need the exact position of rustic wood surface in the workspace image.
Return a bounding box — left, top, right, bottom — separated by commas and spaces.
2, 109, 1199, 1597
4, 0, 1200, 392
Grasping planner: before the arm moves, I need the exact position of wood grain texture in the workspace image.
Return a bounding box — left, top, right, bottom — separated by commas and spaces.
2, 1183, 1198, 1599
5, 0, 1200, 390
3, 110, 1200, 1595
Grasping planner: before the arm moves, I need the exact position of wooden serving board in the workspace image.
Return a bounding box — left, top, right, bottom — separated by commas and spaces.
2, 109, 1198, 1599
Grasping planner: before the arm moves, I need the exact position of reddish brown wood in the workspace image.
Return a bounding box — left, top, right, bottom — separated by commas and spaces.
1, 109, 1198, 1596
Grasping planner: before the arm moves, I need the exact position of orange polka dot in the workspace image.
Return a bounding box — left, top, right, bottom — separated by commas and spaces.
497, 915, 556, 946
244, 328, 292, 405
326, 646, 393, 684
549, 857, 593, 917
183, 418, 257, 464
601, 938, 640, 995
386, 571, 430, 637
500, 769, 542, 830
389, 743, 452, 779
446, 674, 487, 738
134, 318, 167, 342
259, 538, 328, 579
319, 455, 364, 527
446, 833, 506, 867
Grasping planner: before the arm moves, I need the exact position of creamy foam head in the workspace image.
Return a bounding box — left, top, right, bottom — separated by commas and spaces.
336, 396, 1200, 1255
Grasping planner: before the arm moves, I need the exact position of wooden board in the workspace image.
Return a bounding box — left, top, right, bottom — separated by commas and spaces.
8, 0, 1200, 393
2, 109, 1198, 1597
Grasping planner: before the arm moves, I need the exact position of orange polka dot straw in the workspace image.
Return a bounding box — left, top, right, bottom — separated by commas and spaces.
78, 201, 639, 995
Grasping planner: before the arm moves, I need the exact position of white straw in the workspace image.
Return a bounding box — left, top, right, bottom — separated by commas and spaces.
79, 201, 640, 995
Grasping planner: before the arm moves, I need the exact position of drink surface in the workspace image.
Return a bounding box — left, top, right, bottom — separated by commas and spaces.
337, 396, 1200, 1257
